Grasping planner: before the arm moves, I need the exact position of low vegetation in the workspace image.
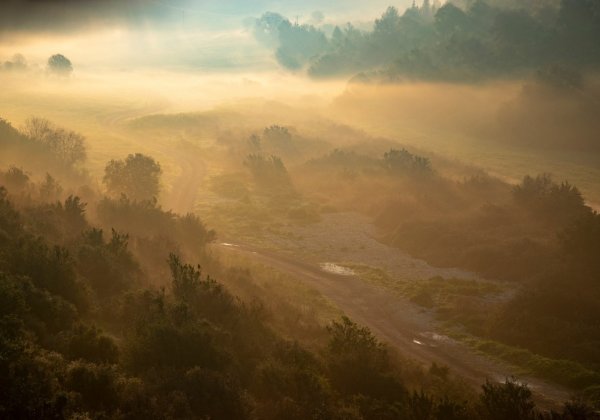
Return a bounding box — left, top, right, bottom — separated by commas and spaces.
2, 115, 598, 418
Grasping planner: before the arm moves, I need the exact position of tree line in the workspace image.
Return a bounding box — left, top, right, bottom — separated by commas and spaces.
253, 0, 600, 81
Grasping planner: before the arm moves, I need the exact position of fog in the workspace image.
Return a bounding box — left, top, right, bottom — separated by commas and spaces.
0, 0, 412, 70
2, 0, 600, 418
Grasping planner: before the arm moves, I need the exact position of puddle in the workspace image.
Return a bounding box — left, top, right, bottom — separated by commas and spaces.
420, 332, 451, 343
413, 332, 452, 348
320, 263, 356, 276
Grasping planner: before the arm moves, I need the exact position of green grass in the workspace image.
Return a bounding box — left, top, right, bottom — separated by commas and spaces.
456, 335, 600, 391
344, 263, 503, 303
343, 263, 600, 391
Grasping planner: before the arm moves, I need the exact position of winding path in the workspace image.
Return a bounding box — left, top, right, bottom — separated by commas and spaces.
217, 242, 571, 409
102, 104, 572, 409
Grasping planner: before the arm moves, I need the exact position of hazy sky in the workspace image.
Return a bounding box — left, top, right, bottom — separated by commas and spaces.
1, 1, 414, 32
0, 0, 413, 72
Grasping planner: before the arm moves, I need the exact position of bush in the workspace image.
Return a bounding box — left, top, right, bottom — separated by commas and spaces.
479, 378, 535, 420
62, 324, 119, 364
103, 153, 162, 201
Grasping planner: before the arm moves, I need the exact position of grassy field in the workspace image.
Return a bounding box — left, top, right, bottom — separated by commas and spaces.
332, 99, 600, 209
343, 262, 600, 392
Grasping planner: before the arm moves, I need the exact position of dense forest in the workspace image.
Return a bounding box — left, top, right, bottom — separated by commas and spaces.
253, 0, 600, 152
254, 0, 600, 80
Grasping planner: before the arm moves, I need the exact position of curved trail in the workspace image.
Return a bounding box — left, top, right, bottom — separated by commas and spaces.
217, 242, 571, 409
163, 145, 206, 215
99, 103, 206, 215
101, 104, 571, 408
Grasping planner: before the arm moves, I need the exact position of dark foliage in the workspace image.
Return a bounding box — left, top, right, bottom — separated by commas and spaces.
4, 180, 590, 418
255, 1, 600, 81
103, 153, 162, 201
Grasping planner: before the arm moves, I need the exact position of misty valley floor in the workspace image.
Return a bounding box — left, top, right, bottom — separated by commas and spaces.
211, 211, 571, 408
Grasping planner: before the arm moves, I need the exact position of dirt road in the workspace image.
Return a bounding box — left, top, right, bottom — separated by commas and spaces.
100, 104, 572, 408
217, 242, 571, 409
162, 144, 206, 214
99, 104, 206, 215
